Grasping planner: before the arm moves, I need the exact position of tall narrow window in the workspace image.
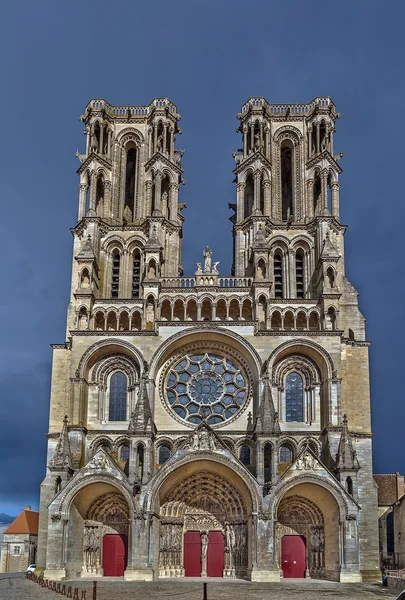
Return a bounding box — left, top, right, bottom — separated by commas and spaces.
244, 174, 254, 218
285, 372, 304, 422
314, 172, 321, 213
158, 445, 171, 465
274, 253, 283, 298
111, 251, 120, 298
264, 444, 272, 483
296, 251, 304, 298
281, 142, 293, 221
132, 252, 141, 298
124, 148, 137, 219
279, 444, 292, 463
109, 372, 127, 421
137, 445, 144, 482
239, 445, 251, 466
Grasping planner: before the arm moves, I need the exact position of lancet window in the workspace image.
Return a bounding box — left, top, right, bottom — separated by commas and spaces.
285, 372, 304, 422
296, 251, 304, 298
111, 251, 120, 298
124, 147, 137, 220
108, 372, 128, 421
274, 253, 283, 298
132, 251, 141, 298
281, 141, 293, 221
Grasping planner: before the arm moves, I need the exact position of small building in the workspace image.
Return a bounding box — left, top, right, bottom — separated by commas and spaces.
0, 506, 39, 573
374, 473, 405, 569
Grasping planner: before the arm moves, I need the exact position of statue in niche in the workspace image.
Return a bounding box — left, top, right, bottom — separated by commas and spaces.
81, 271, 90, 288
157, 134, 163, 152
148, 262, 156, 278
79, 310, 88, 330
89, 126, 98, 154
203, 246, 212, 272
257, 263, 264, 280
321, 132, 329, 152
254, 131, 260, 151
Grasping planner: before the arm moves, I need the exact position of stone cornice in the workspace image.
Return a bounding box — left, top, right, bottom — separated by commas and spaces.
71, 217, 181, 239
51, 343, 71, 350
69, 330, 158, 337
256, 329, 343, 336
306, 150, 343, 174
341, 338, 371, 347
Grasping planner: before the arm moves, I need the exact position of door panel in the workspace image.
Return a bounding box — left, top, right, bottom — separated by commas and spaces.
184, 531, 201, 577
281, 535, 306, 578
102, 534, 127, 576
207, 531, 224, 577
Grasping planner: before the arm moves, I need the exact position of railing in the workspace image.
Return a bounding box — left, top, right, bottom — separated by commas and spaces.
385, 567, 405, 578
88, 98, 178, 117
160, 277, 252, 288
26, 573, 97, 599
240, 97, 335, 115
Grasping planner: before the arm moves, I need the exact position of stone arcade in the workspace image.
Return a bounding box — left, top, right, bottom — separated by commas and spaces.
37, 96, 379, 583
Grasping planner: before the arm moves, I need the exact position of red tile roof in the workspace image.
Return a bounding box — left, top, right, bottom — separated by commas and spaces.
4, 509, 39, 535
374, 474, 405, 506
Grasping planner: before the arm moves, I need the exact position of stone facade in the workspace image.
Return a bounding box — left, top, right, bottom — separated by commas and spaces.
375, 473, 405, 569
37, 96, 379, 583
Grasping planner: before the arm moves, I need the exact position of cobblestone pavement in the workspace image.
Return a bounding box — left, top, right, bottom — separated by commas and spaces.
0, 577, 399, 600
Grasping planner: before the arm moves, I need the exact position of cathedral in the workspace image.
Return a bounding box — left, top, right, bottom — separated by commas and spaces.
37, 96, 379, 583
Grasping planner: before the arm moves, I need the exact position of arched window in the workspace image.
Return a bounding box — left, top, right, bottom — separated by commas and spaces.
279, 444, 293, 463
111, 251, 120, 298
296, 251, 304, 298
124, 147, 137, 219
120, 445, 130, 461
348, 328, 355, 340
54, 476, 62, 495
285, 372, 304, 422
281, 141, 293, 221
132, 251, 141, 298
264, 444, 272, 483
244, 173, 254, 218
346, 476, 353, 496
158, 445, 171, 465
108, 372, 127, 421
95, 175, 104, 215
274, 253, 283, 298
239, 445, 251, 466
326, 267, 335, 288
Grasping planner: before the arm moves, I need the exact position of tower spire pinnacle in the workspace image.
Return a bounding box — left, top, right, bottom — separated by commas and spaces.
49, 415, 73, 471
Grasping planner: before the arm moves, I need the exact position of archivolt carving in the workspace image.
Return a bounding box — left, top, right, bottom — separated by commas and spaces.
272, 354, 321, 389
278, 494, 324, 525
267, 338, 335, 378
163, 471, 246, 519
76, 339, 146, 378
87, 492, 129, 525
91, 353, 139, 386
116, 127, 144, 145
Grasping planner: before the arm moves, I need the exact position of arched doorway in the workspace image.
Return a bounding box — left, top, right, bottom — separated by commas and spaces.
276, 482, 341, 580
278, 495, 324, 578
66, 483, 130, 579
157, 465, 250, 579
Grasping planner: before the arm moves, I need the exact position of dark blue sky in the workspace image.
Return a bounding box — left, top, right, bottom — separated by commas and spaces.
1, 0, 404, 515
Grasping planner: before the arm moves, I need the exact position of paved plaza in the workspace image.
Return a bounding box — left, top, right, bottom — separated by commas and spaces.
0, 576, 401, 600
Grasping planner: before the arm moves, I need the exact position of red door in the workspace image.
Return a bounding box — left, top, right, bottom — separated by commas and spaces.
102, 534, 127, 576
281, 535, 306, 578
184, 531, 201, 577
207, 531, 224, 577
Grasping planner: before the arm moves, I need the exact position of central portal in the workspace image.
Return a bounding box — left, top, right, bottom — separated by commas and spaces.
158, 468, 249, 579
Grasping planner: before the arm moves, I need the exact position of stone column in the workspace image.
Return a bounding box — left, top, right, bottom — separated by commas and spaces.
243, 127, 247, 158
307, 179, 314, 220
145, 180, 153, 217
153, 125, 157, 154
253, 171, 262, 214
256, 440, 264, 485
321, 171, 328, 213
104, 180, 112, 219
260, 122, 264, 152
107, 129, 112, 158
316, 123, 320, 154
169, 183, 179, 222
163, 123, 168, 154
250, 123, 255, 153
90, 172, 97, 212
263, 180, 271, 217
237, 182, 246, 222
154, 173, 163, 214
78, 183, 88, 220
331, 182, 340, 218
148, 129, 152, 159
99, 125, 104, 154
169, 128, 174, 157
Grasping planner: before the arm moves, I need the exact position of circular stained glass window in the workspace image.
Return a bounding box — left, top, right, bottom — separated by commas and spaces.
165, 353, 247, 426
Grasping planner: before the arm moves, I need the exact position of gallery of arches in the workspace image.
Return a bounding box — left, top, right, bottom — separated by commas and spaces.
38, 96, 379, 584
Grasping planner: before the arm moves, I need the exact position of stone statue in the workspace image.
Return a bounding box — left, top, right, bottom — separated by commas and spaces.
201, 531, 208, 560
225, 522, 231, 550
203, 246, 212, 272
229, 524, 236, 551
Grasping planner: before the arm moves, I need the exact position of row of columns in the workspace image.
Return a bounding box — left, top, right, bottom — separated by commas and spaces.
78, 177, 112, 220
307, 123, 333, 157
149, 123, 175, 159
243, 122, 271, 159
146, 176, 179, 221
160, 299, 252, 322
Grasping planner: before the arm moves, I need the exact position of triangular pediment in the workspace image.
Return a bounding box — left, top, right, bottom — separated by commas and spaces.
81, 449, 126, 480
180, 421, 226, 453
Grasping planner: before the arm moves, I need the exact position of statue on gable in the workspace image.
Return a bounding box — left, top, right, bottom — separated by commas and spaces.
203, 246, 212, 272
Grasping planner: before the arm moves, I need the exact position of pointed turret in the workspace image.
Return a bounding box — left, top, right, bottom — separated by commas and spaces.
320, 231, 340, 260
49, 416, 73, 472
335, 414, 360, 472
128, 368, 155, 435
255, 375, 280, 434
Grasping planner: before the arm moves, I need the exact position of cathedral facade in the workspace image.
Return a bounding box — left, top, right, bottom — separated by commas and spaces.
37, 96, 379, 583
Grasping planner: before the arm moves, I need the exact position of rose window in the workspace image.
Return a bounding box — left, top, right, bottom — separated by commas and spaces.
166, 353, 247, 426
